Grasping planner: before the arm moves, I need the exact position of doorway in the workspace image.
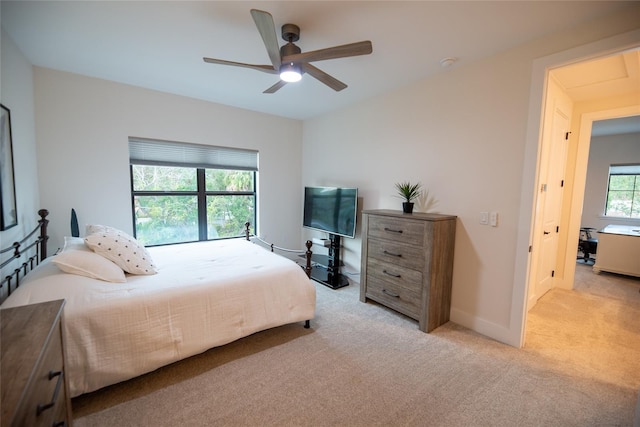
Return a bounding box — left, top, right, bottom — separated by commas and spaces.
531, 50, 640, 310
512, 29, 640, 348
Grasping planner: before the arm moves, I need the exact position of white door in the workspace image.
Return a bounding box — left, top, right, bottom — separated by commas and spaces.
534, 100, 570, 301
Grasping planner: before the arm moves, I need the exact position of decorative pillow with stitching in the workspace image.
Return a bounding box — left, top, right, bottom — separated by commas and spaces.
84, 227, 157, 275
52, 249, 127, 283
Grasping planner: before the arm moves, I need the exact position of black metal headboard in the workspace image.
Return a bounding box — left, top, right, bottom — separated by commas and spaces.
0, 209, 49, 304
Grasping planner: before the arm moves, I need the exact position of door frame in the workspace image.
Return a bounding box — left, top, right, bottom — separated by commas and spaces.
561, 104, 640, 289
510, 29, 640, 348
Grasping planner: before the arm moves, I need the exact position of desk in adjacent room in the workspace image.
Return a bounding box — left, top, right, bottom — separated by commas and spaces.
593, 224, 640, 278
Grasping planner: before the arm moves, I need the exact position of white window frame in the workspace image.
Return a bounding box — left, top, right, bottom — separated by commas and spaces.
603, 164, 640, 219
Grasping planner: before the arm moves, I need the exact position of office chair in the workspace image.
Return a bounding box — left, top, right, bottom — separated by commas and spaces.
577, 227, 598, 264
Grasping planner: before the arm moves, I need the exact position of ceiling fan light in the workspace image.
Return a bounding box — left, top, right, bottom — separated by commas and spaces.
280, 62, 302, 82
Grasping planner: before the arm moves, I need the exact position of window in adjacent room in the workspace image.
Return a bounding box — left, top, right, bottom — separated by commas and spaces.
604, 164, 640, 219
129, 138, 257, 246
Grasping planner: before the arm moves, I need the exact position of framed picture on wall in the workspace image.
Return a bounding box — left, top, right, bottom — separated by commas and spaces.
1, 103, 18, 230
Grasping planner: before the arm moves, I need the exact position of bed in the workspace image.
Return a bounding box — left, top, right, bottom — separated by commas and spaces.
0, 210, 316, 397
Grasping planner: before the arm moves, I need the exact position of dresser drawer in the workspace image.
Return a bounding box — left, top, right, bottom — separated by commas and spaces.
367, 258, 422, 292
367, 215, 425, 246
365, 276, 422, 318
51, 389, 70, 427
13, 325, 65, 427
367, 238, 425, 271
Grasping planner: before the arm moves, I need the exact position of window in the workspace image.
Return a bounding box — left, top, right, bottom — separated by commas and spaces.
129, 138, 257, 246
604, 164, 640, 219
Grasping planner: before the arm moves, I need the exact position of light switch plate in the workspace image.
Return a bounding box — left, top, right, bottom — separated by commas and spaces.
480, 212, 489, 225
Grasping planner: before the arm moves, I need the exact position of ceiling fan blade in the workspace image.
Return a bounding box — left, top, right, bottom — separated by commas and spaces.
302, 64, 347, 92
250, 9, 281, 70
283, 41, 372, 64
263, 80, 288, 94
203, 57, 278, 74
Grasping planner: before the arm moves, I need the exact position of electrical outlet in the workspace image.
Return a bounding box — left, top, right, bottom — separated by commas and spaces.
490, 211, 498, 227
480, 212, 489, 225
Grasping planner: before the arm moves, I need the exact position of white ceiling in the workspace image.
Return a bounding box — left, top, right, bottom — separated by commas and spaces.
0, 1, 636, 121
552, 50, 640, 137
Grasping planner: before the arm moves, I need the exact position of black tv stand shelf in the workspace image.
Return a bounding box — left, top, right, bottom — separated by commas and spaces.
308, 254, 344, 268
309, 265, 349, 289
302, 234, 349, 289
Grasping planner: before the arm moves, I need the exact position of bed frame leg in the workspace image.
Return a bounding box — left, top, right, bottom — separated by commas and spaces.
304, 320, 310, 329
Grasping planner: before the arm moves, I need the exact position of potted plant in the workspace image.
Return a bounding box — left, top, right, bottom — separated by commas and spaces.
395, 181, 422, 213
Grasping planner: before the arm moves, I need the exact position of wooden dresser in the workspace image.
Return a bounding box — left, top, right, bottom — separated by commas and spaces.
1, 300, 73, 427
359, 210, 456, 332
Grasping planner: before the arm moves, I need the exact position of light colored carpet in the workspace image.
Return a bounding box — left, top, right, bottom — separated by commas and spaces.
72, 264, 640, 426
525, 263, 640, 390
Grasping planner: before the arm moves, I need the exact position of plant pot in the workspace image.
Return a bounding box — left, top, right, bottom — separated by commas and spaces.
402, 202, 414, 214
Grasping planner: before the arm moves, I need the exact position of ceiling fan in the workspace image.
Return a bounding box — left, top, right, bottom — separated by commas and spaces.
203, 9, 373, 94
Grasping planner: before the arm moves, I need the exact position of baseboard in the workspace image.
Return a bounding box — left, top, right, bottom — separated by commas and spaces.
450, 308, 520, 347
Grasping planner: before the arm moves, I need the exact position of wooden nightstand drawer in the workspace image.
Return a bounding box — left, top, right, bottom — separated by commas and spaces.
367, 215, 425, 246
14, 327, 65, 427
367, 238, 424, 270
1, 300, 73, 427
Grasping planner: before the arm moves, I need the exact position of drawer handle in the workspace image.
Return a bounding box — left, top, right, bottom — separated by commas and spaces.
36, 370, 63, 416
383, 250, 402, 258
382, 289, 400, 298
384, 227, 403, 234
383, 269, 401, 278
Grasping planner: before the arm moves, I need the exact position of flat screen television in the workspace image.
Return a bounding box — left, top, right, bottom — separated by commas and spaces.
303, 186, 358, 238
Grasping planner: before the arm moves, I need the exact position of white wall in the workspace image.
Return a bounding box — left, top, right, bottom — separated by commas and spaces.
302, 7, 640, 345
33, 68, 303, 252
0, 30, 40, 254
581, 132, 640, 230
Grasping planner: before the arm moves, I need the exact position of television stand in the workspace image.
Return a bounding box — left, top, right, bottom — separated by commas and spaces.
306, 234, 349, 289
309, 264, 349, 289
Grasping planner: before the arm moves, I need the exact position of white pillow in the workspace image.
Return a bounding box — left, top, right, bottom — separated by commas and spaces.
51, 249, 126, 283
62, 236, 88, 252
84, 227, 157, 275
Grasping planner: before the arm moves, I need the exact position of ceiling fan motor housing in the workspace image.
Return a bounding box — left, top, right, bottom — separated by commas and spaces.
281, 23, 300, 42
280, 42, 301, 58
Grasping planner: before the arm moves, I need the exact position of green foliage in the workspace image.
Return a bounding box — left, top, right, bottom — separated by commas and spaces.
133, 165, 197, 191
206, 195, 255, 238
395, 181, 423, 202
605, 175, 640, 218
132, 165, 256, 246
134, 195, 199, 245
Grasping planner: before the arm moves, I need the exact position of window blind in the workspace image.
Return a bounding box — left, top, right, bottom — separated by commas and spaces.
609, 164, 640, 175
129, 137, 258, 171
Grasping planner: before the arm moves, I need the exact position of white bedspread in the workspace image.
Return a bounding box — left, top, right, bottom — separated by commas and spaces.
1, 239, 316, 397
